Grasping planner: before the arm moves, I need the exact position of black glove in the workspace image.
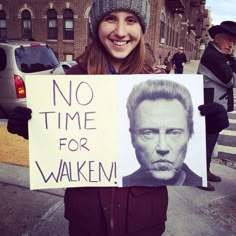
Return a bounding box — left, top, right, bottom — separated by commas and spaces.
7, 107, 32, 139
198, 102, 229, 134
229, 56, 236, 73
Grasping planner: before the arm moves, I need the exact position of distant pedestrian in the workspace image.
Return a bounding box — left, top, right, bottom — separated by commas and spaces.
172, 46, 187, 74
197, 20, 236, 191
163, 51, 173, 74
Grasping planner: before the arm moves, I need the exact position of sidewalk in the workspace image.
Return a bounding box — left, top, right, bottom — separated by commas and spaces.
0, 160, 235, 236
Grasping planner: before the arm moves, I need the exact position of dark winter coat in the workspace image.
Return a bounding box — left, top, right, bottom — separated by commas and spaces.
197, 42, 236, 111
172, 52, 187, 69
64, 60, 168, 236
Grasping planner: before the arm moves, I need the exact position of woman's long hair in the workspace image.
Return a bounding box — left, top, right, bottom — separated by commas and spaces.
77, 35, 154, 74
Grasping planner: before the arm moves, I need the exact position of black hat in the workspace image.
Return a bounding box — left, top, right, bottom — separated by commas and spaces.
208, 21, 236, 39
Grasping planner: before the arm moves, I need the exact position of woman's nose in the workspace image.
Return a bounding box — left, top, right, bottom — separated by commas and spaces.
114, 21, 126, 37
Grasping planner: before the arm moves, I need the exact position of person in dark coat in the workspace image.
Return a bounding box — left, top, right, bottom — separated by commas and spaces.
197, 21, 236, 191
163, 51, 173, 73
172, 46, 187, 74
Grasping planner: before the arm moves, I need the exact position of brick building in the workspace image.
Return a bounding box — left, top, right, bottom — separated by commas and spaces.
0, 0, 210, 63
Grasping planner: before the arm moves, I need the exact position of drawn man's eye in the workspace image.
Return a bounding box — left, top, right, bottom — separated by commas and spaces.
168, 130, 183, 138
139, 129, 155, 140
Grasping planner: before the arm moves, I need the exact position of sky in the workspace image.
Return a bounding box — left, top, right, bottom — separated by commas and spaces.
206, 0, 236, 25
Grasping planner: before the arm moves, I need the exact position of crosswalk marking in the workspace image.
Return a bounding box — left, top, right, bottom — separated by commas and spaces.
220, 129, 236, 136
229, 119, 236, 123
218, 145, 236, 154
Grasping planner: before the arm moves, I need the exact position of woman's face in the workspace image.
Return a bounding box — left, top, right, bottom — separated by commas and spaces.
98, 11, 142, 69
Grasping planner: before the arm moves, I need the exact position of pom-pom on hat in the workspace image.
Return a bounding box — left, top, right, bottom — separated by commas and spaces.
208, 21, 236, 39
89, 0, 150, 37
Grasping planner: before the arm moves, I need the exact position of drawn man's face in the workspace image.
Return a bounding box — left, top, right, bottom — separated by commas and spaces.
131, 99, 190, 181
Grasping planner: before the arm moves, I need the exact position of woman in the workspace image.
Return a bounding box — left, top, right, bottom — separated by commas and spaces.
7, 1, 168, 235
7, 0, 229, 235
163, 51, 173, 74
64, 1, 168, 235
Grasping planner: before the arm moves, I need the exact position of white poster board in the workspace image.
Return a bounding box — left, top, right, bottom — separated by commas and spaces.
26, 74, 207, 190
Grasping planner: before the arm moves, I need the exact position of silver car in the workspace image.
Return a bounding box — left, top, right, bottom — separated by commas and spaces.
60, 60, 77, 73
0, 39, 65, 118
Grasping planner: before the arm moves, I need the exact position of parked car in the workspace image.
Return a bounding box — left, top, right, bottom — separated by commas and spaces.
60, 60, 77, 73
0, 39, 65, 119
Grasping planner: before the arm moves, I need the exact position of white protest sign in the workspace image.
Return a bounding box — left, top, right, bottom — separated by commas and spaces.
26, 75, 118, 189
26, 74, 207, 190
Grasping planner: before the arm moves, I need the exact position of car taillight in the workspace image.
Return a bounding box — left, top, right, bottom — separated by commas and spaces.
14, 75, 26, 98
30, 43, 41, 46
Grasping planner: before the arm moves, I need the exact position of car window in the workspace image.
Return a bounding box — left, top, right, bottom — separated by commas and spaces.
0, 48, 7, 71
15, 45, 59, 73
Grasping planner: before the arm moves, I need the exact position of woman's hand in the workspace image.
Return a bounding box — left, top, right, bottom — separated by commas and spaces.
7, 107, 32, 139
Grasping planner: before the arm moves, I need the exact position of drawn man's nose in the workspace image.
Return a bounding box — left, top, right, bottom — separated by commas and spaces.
156, 149, 169, 156
155, 134, 169, 156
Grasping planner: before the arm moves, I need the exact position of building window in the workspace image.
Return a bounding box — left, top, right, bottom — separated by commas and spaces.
159, 13, 165, 44
63, 9, 74, 40
47, 9, 57, 40
0, 10, 7, 39
64, 54, 74, 61
22, 10, 32, 39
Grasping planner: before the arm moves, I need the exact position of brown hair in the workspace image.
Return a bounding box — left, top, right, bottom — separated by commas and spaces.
77, 35, 154, 74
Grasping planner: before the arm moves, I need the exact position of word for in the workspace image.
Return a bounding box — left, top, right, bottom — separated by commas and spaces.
35, 159, 117, 184
59, 137, 90, 152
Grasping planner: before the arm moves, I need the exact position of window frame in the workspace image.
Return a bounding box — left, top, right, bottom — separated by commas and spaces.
47, 9, 58, 40
22, 9, 32, 39
63, 9, 74, 40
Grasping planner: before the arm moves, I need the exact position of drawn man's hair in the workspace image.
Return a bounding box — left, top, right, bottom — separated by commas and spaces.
126, 79, 194, 138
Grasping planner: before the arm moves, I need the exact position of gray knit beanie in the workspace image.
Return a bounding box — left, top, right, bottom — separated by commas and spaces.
89, 0, 150, 37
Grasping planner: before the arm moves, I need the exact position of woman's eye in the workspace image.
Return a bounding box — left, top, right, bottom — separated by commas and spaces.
103, 15, 115, 22
127, 17, 138, 24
